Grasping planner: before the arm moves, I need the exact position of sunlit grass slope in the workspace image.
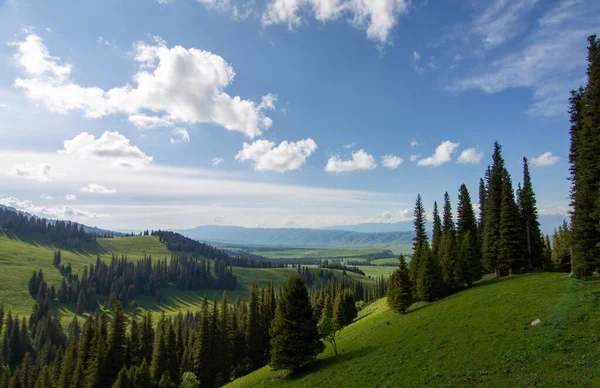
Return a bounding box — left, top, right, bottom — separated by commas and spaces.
228, 272, 600, 387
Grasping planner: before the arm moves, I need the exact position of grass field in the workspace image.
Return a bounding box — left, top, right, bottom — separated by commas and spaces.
0, 231, 379, 325
358, 265, 397, 278
228, 272, 600, 387
254, 247, 390, 259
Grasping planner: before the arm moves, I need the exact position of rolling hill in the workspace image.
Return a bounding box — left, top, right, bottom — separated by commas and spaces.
227, 272, 600, 387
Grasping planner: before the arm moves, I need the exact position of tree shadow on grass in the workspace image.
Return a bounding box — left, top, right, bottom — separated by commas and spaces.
278, 344, 378, 382
2, 230, 107, 257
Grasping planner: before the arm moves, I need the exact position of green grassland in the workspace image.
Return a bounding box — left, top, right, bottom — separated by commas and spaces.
254, 247, 389, 259
358, 265, 397, 278
0, 231, 378, 325
228, 272, 600, 387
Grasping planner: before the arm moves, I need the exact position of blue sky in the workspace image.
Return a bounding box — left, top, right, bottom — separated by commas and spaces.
0, 0, 597, 230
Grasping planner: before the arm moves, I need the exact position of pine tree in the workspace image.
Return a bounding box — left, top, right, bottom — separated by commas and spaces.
106, 302, 127, 383
333, 289, 357, 329
543, 235, 553, 271
151, 313, 168, 384
483, 142, 505, 275
246, 283, 262, 369
416, 244, 443, 302
439, 192, 457, 291
133, 360, 153, 388
569, 35, 600, 277
140, 312, 154, 363
518, 157, 544, 268
111, 367, 130, 388
386, 255, 413, 313
158, 372, 176, 388
498, 169, 523, 274
409, 194, 429, 287
456, 184, 481, 286
431, 201, 442, 257
180, 372, 200, 388
57, 343, 77, 387
269, 275, 324, 371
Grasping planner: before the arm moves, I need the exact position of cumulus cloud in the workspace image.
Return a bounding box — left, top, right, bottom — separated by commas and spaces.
65, 194, 77, 201
410, 139, 418, 148
0, 196, 98, 219
409, 154, 420, 162
418, 141, 459, 166
531, 151, 559, 167
212, 157, 225, 166
382, 155, 403, 169
457, 148, 484, 164
261, 0, 409, 45
236, 138, 317, 172
11, 34, 275, 138
170, 128, 190, 144
128, 114, 174, 129
325, 149, 377, 173
80, 183, 116, 194
59, 131, 152, 169
8, 162, 56, 182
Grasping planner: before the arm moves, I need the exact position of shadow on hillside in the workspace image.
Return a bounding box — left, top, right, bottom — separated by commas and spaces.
281, 344, 377, 382
2, 230, 107, 257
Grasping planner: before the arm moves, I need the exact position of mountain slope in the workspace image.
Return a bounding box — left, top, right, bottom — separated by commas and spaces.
228, 273, 600, 387
175, 225, 414, 247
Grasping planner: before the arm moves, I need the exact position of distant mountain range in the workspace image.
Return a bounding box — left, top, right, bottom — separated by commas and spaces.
174, 225, 414, 247
176, 214, 568, 248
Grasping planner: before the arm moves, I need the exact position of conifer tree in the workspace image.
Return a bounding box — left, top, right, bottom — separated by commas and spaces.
518, 157, 544, 268
111, 367, 130, 388
543, 235, 553, 271
439, 192, 457, 291
140, 312, 154, 363
483, 142, 505, 275
416, 244, 443, 302
106, 302, 127, 383
246, 283, 262, 369
498, 169, 523, 274
133, 360, 153, 387
456, 184, 481, 286
431, 202, 442, 257
409, 194, 429, 286
180, 372, 200, 388
151, 313, 168, 383
58, 342, 77, 387
569, 35, 600, 277
386, 255, 413, 313
333, 289, 357, 329
269, 275, 324, 371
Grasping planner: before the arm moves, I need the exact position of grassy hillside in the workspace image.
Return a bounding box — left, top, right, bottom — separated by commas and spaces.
254, 247, 389, 259
0, 231, 377, 324
228, 273, 600, 387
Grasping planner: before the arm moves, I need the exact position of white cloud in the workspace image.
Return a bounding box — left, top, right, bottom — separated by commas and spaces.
0, 104, 8, 108
96, 36, 116, 48
212, 157, 225, 166
8, 162, 56, 182
65, 194, 77, 201
457, 148, 484, 164
412, 51, 424, 73
128, 114, 174, 129
195, 0, 254, 20
11, 34, 275, 138
343, 143, 356, 149
80, 183, 116, 194
531, 151, 559, 167
0, 196, 98, 219
410, 139, 418, 148
409, 153, 420, 162
236, 138, 317, 172
261, 0, 409, 45
382, 155, 403, 169
453, 0, 600, 116
40, 193, 54, 200
471, 0, 538, 49
169, 128, 190, 144
59, 131, 152, 169
418, 141, 459, 166
325, 149, 377, 173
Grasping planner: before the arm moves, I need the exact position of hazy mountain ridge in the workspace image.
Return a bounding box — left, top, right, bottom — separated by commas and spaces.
174, 225, 414, 247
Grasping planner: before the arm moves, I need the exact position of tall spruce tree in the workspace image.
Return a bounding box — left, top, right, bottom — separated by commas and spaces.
456, 184, 481, 286
106, 302, 127, 383
416, 244, 443, 302
386, 255, 413, 313
409, 194, 429, 286
483, 142, 505, 275
269, 275, 324, 371
518, 157, 544, 268
498, 169, 523, 274
431, 201, 442, 257
569, 35, 600, 277
439, 192, 457, 291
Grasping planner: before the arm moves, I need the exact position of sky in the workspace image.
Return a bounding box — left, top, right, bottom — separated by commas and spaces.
0, 0, 597, 231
